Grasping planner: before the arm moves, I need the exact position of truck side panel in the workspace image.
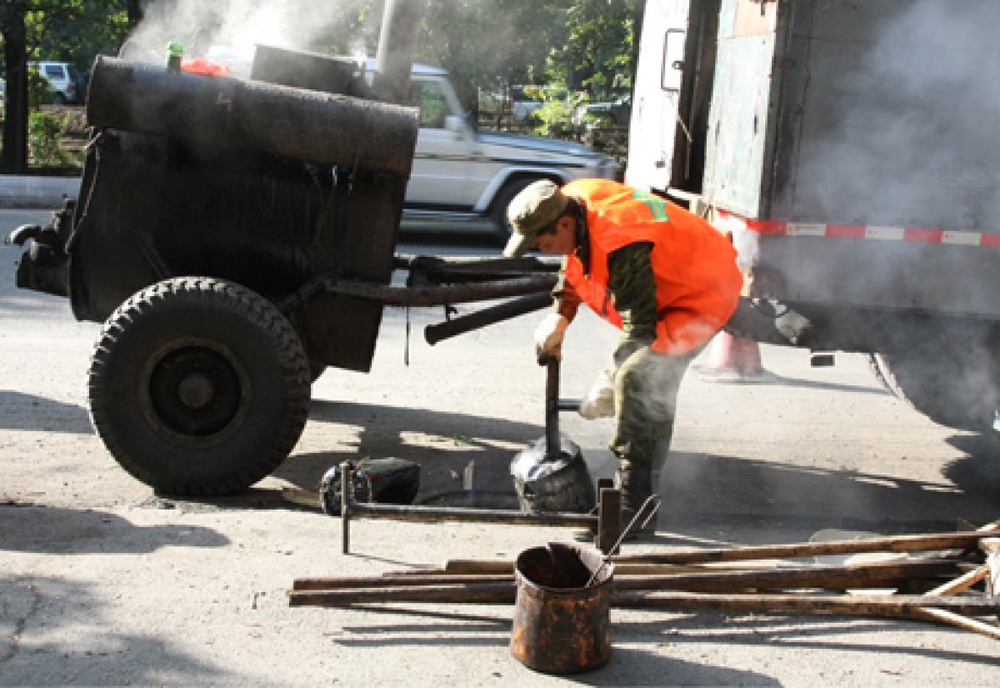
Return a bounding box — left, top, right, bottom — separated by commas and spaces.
702, 0, 780, 218
706, 0, 1000, 319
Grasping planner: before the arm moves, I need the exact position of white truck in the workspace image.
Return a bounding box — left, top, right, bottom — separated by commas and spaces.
628, 0, 1000, 432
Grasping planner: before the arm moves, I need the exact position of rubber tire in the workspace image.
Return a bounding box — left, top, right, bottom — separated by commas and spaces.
490, 177, 550, 244
869, 350, 998, 432
88, 277, 311, 495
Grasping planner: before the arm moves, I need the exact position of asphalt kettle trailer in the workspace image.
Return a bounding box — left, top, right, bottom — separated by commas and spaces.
628, 0, 1000, 433
9, 46, 555, 496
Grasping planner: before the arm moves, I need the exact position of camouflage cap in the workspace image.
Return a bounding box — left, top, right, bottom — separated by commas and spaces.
502, 180, 568, 258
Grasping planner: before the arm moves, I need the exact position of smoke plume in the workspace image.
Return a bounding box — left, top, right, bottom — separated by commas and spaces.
124, 0, 366, 65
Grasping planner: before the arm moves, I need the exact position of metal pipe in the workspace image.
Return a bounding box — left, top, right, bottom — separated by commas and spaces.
324, 275, 557, 307
544, 360, 560, 457
374, 0, 427, 101
424, 292, 552, 345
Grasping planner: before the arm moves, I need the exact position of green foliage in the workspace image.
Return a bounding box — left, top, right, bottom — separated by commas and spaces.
534, 96, 580, 139
25, 0, 131, 70
26, 66, 52, 108
28, 110, 76, 168
548, 0, 637, 100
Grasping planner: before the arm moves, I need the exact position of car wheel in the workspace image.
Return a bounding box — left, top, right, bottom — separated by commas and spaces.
88, 277, 311, 496
53, 92, 67, 105
490, 177, 550, 244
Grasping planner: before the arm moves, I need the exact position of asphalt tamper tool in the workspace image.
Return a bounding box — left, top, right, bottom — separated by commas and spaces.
335, 357, 642, 554
510, 357, 596, 515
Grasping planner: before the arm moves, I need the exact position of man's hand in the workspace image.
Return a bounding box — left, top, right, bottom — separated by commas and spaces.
534, 313, 569, 364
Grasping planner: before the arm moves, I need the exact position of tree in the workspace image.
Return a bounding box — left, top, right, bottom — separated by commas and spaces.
1, 0, 133, 173
549, 0, 638, 99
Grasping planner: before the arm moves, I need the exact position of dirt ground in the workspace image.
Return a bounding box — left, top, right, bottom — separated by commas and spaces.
1, 228, 999, 685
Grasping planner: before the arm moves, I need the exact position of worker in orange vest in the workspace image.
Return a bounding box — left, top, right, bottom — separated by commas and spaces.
504, 179, 743, 534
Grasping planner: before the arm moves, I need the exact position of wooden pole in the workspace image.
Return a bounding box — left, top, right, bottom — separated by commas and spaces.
612, 592, 998, 619
612, 529, 1000, 566
293, 558, 958, 595
288, 582, 515, 607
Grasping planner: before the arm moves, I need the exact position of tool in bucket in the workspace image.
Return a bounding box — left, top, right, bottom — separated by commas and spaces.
586, 494, 662, 586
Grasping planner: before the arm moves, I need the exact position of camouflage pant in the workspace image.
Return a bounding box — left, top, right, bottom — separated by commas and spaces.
609, 343, 705, 472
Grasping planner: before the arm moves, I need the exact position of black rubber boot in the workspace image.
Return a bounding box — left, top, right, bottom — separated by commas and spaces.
616, 467, 656, 538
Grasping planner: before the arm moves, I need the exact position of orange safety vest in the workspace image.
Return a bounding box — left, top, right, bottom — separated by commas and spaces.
562, 179, 742, 355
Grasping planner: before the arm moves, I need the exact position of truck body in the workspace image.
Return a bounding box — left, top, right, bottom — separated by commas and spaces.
628, 0, 1000, 431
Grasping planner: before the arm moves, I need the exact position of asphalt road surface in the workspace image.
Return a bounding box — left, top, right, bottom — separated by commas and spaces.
1, 209, 998, 685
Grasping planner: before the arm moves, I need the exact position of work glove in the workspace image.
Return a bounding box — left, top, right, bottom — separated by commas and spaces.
578, 367, 615, 419
534, 313, 569, 364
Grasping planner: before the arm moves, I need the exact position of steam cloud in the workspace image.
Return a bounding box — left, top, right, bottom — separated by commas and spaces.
124, 0, 366, 65
789, 0, 1000, 231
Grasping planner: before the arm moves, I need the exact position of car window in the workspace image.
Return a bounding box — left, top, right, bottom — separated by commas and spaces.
44, 65, 64, 79
410, 79, 451, 129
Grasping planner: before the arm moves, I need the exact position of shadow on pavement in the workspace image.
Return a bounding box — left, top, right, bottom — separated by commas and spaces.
0, 391, 93, 434
0, 505, 229, 554
0, 574, 227, 683
657, 448, 999, 542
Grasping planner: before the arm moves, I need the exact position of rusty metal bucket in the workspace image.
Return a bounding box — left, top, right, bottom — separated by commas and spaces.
510, 542, 613, 674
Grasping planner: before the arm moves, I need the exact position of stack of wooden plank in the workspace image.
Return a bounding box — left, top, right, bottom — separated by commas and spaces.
289, 523, 999, 640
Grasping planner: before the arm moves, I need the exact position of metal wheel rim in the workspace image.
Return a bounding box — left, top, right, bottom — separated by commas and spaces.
138, 336, 252, 448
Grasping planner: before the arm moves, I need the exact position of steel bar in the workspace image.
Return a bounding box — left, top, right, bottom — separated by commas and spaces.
345, 501, 597, 528
613, 529, 1000, 566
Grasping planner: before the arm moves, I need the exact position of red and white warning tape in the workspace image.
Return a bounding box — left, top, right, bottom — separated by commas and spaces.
715, 209, 1000, 248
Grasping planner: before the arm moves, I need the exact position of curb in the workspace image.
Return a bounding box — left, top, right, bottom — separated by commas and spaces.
0, 175, 81, 209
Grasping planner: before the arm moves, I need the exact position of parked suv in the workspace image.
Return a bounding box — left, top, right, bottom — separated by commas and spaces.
363, 62, 620, 239
30, 61, 86, 104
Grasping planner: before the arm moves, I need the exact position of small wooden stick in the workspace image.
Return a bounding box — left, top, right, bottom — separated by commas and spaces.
981, 538, 1000, 595
924, 565, 989, 597
910, 607, 1000, 641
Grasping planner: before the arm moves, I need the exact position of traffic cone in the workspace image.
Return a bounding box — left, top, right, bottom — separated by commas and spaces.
699, 331, 767, 382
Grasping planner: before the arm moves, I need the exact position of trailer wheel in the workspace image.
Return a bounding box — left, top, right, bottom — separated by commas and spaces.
869, 349, 998, 432
88, 277, 311, 495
